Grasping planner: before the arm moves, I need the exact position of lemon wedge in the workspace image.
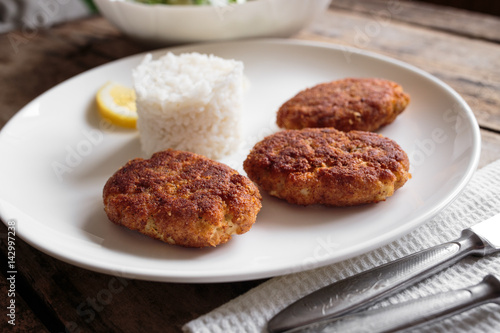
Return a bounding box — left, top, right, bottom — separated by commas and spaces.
96, 81, 137, 128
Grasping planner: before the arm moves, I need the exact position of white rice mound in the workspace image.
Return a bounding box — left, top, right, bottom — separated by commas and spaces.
132, 52, 246, 159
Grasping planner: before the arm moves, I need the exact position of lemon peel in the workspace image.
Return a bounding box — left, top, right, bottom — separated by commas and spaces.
96, 81, 137, 128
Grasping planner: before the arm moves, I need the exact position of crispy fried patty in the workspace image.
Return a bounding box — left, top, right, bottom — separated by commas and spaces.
243, 128, 410, 206
103, 149, 262, 248
276, 78, 410, 132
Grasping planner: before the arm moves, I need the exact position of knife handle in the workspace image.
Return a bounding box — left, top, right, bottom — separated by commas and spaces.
305, 274, 500, 333
268, 230, 487, 333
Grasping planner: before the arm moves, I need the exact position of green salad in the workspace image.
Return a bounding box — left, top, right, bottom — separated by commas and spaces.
134, 0, 246, 4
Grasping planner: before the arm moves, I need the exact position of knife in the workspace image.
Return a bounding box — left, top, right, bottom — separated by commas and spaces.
267, 213, 500, 333
289, 274, 500, 333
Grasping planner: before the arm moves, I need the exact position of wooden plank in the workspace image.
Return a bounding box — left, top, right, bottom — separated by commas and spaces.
297, 6, 500, 132
479, 129, 500, 168
0, 271, 50, 333
416, 0, 500, 17
331, 0, 500, 42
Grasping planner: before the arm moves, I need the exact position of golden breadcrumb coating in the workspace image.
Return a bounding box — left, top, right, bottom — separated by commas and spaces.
243, 128, 410, 206
277, 78, 410, 132
103, 149, 262, 248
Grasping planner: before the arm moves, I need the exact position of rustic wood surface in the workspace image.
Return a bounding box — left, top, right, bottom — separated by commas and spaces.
1, 1, 500, 332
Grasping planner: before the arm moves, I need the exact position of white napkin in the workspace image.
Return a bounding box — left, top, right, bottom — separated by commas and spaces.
183, 159, 500, 333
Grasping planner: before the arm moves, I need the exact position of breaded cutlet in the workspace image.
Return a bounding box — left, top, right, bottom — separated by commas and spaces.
243, 128, 410, 206
277, 78, 410, 132
103, 149, 262, 248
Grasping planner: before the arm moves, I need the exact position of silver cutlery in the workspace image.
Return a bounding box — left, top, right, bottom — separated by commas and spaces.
268, 213, 500, 333
290, 274, 500, 333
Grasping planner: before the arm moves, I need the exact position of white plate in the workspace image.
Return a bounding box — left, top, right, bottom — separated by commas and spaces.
0, 39, 480, 283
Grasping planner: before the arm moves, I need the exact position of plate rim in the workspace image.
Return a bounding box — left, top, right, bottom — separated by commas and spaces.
0, 38, 481, 282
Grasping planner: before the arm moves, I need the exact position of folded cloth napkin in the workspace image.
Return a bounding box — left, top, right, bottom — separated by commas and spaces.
183, 158, 500, 333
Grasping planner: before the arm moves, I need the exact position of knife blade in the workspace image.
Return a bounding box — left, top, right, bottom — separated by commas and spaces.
267, 213, 500, 333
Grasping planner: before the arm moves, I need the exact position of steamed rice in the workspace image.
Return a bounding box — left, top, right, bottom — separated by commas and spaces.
132, 52, 246, 159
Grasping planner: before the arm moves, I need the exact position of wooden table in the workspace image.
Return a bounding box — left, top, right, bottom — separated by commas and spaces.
1, 1, 500, 332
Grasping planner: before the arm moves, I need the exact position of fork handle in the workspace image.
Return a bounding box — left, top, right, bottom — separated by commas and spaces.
308, 274, 500, 333
268, 230, 487, 333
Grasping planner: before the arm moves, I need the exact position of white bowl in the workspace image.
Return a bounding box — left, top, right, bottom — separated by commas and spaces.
94, 0, 331, 45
